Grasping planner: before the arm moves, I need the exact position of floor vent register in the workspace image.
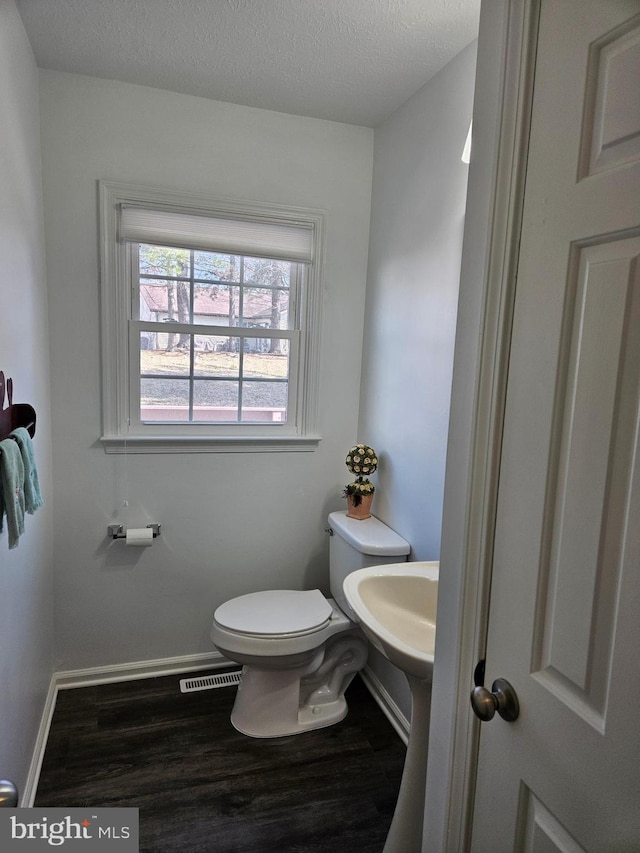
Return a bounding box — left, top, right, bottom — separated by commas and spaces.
179, 671, 242, 693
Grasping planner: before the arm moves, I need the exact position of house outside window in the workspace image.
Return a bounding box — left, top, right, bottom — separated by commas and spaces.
99, 182, 325, 453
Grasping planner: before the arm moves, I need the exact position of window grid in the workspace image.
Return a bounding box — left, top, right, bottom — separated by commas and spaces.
131, 244, 297, 426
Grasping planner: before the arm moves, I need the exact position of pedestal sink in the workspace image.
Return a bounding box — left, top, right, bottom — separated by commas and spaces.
343, 561, 438, 853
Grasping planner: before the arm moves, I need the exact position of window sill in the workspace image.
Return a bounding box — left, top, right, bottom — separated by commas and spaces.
100, 434, 322, 454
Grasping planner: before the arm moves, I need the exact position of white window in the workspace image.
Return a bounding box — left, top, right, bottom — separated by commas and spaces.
99, 182, 325, 453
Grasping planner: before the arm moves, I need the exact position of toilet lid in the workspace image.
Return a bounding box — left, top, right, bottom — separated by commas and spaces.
214, 589, 332, 636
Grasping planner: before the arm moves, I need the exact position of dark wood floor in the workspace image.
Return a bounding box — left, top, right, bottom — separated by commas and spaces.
35, 672, 406, 852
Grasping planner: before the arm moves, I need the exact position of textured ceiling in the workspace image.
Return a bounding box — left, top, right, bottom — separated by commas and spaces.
16, 0, 480, 127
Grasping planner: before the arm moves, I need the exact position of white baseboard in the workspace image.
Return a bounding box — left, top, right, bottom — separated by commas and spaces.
360, 665, 410, 746
54, 651, 230, 689
22, 677, 58, 807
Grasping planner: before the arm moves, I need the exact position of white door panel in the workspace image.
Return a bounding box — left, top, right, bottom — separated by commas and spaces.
470, 2, 640, 850
519, 789, 589, 853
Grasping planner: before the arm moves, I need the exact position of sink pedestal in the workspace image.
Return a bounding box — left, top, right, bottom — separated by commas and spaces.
384, 675, 432, 853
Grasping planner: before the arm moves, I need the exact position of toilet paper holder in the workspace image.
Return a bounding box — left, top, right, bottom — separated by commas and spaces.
108, 523, 161, 540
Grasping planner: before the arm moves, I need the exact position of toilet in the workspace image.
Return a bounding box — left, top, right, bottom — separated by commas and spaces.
210, 510, 410, 737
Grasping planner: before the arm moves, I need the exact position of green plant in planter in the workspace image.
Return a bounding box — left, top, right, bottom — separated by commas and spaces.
343, 443, 378, 506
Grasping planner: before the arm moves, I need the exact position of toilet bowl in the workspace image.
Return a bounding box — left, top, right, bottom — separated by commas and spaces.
210, 511, 410, 738
211, 589, 367, 737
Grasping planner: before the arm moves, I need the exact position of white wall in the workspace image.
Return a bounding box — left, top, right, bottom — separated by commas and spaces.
0, 0, 54, 798
359, 43, 477, 718
38, 70, 374, 671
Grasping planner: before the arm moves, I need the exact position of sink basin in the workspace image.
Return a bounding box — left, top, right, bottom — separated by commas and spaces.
343, 561, 438, 680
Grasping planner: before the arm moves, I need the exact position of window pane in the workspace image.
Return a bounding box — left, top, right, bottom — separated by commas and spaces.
193, 251, 234, 282
242, 346, 289, 380
243, 257, 291, 288
194, 339, 240, 377
140, 378, 190, 422
140, 278, 192, 324
193, 380, 239, 421
242, 288, 290, 329
241, 381, 288, 423
193, 283, 239, 327
140, 244, 190, 278
140, 335, 191, 376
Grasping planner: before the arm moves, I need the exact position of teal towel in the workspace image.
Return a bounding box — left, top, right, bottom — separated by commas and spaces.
11, 427, 44, 514
0, 438, 25, 549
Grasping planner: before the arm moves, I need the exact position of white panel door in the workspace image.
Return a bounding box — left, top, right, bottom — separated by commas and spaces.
471, 1, 640, 850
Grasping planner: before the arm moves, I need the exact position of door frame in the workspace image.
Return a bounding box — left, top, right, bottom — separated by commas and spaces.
423, 1, 541, 850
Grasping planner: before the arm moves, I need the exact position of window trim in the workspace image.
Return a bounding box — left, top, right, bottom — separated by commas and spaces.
99, 181, 325, 453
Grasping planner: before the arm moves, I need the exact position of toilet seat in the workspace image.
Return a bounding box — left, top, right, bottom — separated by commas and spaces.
214, 589, 333, 638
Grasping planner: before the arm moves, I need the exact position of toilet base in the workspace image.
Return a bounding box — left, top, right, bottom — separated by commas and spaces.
230, 664, 348, 738
229, 633, 367, 738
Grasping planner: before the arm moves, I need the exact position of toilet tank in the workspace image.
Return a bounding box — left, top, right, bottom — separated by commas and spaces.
328, 511, 410, 616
